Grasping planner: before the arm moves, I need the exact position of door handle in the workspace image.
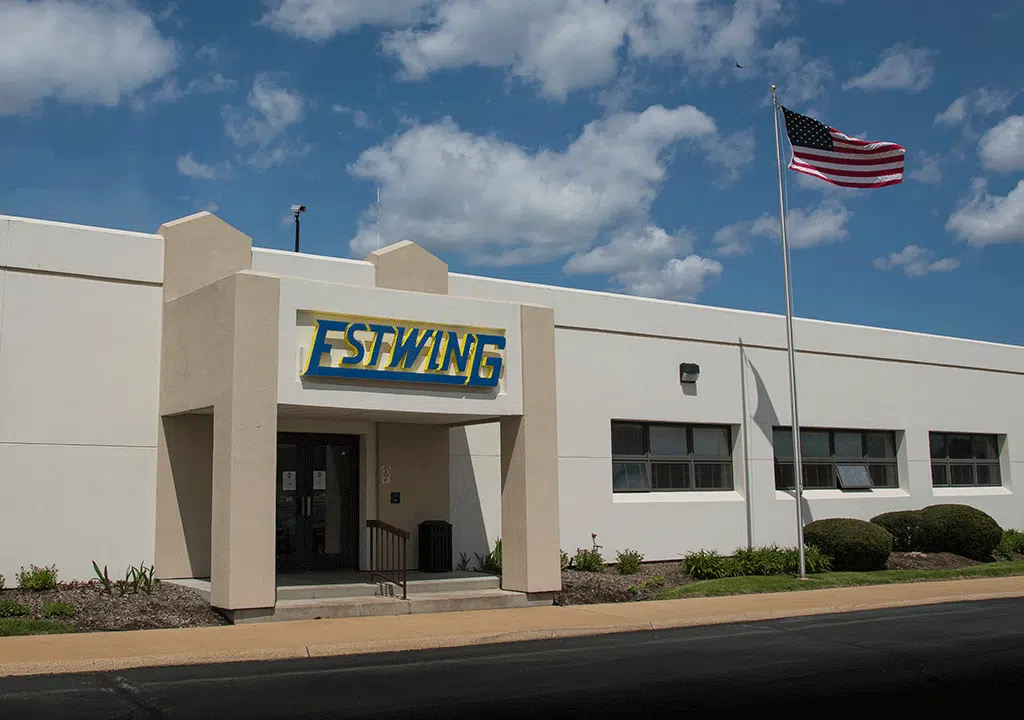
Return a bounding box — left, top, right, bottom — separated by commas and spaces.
306, 496, 312, 516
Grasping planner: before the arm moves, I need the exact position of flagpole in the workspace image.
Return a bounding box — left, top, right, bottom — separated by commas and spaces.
771, 85, 807, 579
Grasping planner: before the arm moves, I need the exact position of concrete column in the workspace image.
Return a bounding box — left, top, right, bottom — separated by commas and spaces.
500, 304, 561, 594
209, 272, 280, 611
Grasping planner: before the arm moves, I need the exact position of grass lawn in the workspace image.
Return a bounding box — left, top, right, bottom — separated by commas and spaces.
659, 561, 1024, 600
0, 618, 77, 637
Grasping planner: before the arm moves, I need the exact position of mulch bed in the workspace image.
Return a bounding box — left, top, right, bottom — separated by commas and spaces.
0, 581, 228, 633
885, 552, 981, 571
555, 551, 1010, 606
554, 562, 691, 606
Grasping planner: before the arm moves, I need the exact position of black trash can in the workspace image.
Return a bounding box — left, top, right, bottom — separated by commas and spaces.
418, 520, 453, 573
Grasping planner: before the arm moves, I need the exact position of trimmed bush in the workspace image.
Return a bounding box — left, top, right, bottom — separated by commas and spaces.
804, 518, 892, 571
788, 544, 833, 574
0, 573, 4, 591
871, 511, 925, 552
917, 504, 1002, 561
616, 549, 644, 575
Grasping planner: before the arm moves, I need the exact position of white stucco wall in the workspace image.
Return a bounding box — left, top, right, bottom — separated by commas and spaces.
0, 216, 163, 582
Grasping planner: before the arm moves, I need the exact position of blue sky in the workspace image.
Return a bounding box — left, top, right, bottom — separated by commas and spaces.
2, 1, 1023, 344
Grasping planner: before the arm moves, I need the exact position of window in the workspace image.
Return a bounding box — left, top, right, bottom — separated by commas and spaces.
611, 422, 733, 493
774, 428, 898, 490
929, 432, 1001, 487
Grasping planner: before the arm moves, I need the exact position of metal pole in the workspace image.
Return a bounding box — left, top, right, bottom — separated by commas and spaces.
771, 85, 807, 579
376, 186, 381, 251
294, 212, 301, 253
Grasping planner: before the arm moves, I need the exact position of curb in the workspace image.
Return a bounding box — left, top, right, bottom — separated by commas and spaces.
2, 585, 1022, 678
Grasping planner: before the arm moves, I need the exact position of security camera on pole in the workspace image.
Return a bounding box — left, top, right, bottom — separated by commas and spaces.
291, 204, 306, 253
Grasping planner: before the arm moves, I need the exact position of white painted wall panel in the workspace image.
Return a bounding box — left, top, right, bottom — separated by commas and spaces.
0, 272, 162, 446
0, 444, 157, 581
1, 215, 162, 284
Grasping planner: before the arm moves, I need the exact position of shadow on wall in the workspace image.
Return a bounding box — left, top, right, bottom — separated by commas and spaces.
449, 427, 493, 569
745, 353, 813, 525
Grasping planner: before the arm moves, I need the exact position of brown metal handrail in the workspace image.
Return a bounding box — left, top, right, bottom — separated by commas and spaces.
367, 520, 410, 599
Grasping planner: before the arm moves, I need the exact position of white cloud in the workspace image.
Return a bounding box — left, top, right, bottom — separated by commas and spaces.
978, 116, 1024, 174
711, 200, 850, 255
0, 0, 177, 115
564, 224, 721, 300
223, 75, 304, 146
908, 153, 943, 184
935, 89, 1013, 127
616, 254, 724, 301
333, 104, 372, 129
260, 0, 430, 40
701, 130, 756, 184
946, 178, 1024, 247
266, 0, 787, 100
249, 141, 313, 170
347, 104, 717, 266
873, 245, 960, 276
142, 73, 235, 106
842, 45, 934, 93
763, 38, 834, 106
564, 225, 692, 274
935, 96, 968, 126
176, 153, 228, 180
749, 200, 851, 249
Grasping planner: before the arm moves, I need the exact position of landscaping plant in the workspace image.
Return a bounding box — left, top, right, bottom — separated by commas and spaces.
560, 550, 571, 570
872, 505, 1004, 561
0, 598, 30, 618
92, 561, 114, 594
573, 548, 604, 572
41, 602, 76, 619
456, 552, 472, 571
996, 529, 1024, 560
0, 573, 4, 591
474, 538, 502, 573
681, 549, 729, 580
616, 549, 644, 575
803, 518, 892, 571
17, 564, 58, 591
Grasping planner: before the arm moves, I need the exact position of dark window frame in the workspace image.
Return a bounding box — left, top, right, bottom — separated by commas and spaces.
611, 421, 734, 493
929, 432, 1002, 488
773, 427, 899, 491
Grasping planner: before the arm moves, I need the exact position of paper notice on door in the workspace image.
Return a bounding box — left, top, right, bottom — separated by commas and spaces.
313, 471, 327, 490
282, 471, 296, 491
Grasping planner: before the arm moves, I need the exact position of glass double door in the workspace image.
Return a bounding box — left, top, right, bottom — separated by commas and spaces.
276, 433, 361, 573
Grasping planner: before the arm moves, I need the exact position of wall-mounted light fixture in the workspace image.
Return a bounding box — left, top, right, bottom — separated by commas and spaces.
679, 362, 700, 385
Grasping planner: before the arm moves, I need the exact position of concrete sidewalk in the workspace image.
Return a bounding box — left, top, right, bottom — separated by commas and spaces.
2, 576, 1022, 678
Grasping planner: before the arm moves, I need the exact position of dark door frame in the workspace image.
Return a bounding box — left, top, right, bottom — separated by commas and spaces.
275, 432, 361, 574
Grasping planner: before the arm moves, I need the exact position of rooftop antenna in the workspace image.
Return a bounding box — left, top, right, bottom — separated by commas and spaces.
375, 186, 381, 251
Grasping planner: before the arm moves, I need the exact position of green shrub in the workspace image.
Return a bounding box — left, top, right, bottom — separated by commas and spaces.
646, 575, 666, 588
0, 599, 30, 618
682, 549, 729, 580
803, 518, 892, 571
871, 511, 926, 552
560, 550, 571, 570
616, 549, 644, 575
996, 529, 1024, 560
573, 548, 604, 572
40, 602, 75, 619
916, 504, 1003, 561
800, 544, 833, 574
17, 564, 58, 591
732, 545, 791, 576
0, 574, 4, 591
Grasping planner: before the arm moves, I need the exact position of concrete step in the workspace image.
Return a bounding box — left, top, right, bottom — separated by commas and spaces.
277, 575, 501, 601
254, 589, 530, 623
276, 583, 380, 601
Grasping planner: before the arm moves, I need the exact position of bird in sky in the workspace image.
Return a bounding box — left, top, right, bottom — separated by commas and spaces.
735, 62, 744, 68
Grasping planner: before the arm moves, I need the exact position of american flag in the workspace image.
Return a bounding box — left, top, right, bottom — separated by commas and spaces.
780, 106, 905, 188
